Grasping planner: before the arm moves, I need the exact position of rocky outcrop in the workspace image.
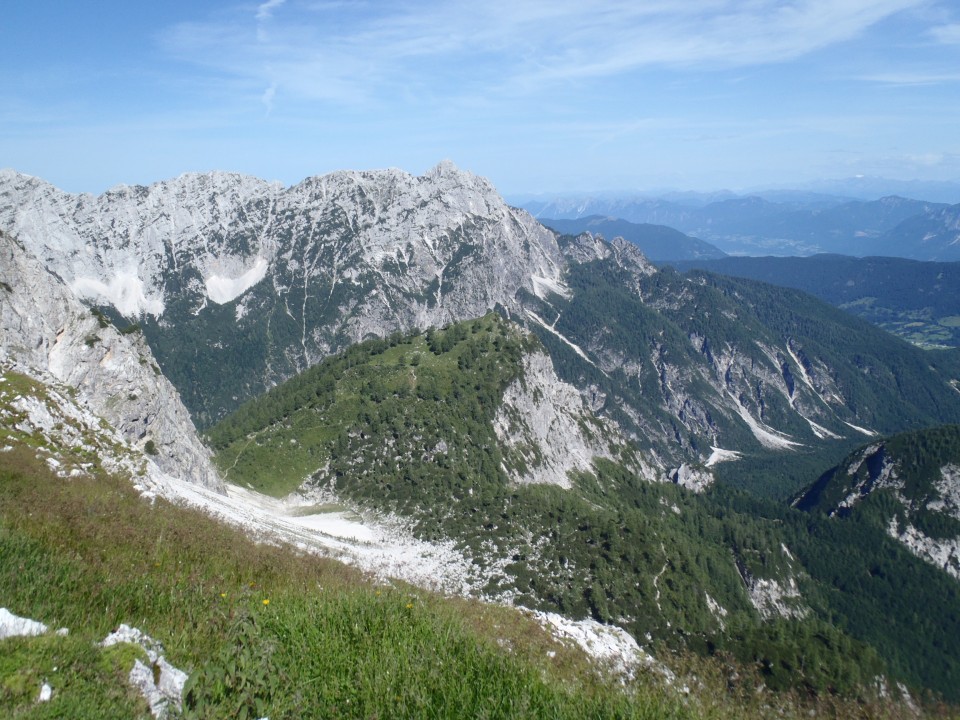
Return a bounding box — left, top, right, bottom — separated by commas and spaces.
669, 463, 713, 493
745, 576, 809, 621
494, 350, 656, 488
0, 233, 222, 490
888, 518, 960, 581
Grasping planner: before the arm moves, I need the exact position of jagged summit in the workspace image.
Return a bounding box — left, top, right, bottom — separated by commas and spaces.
0, 162, 560, 320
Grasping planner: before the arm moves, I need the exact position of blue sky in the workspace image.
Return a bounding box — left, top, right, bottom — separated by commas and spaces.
3, 0, 959, 195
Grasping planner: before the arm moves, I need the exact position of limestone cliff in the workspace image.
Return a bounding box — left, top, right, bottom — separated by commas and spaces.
0, 233, 222, 490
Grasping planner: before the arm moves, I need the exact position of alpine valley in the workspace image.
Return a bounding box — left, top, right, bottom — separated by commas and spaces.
2, 163, 959, 717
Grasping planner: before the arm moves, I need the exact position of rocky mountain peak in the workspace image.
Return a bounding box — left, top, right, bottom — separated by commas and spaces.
0, 164, 567, 423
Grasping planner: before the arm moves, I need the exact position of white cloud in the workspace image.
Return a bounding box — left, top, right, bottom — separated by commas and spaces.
256, 0, 286, 22
860, 72, 960, 85
261, 82, 277, 113
161, 0, 926, 107
929, 22, 960, 44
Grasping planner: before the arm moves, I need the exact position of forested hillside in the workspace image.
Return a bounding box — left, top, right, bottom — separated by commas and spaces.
669, 255, 960, 348
208, 316, 960, 702
520, 244, 960, 497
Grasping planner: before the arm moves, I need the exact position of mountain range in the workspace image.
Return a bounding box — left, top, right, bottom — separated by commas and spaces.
5, 164, 959, 477
2, 163, 959, 712
521, 193, 960, 259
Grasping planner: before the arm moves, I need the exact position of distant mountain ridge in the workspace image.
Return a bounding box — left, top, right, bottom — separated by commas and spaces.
521, 193, 958, 258
538, 216, 726, 261
0, 163, 564, 426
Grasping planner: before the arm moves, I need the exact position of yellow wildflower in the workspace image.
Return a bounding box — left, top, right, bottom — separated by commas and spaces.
263, 598, 270, 606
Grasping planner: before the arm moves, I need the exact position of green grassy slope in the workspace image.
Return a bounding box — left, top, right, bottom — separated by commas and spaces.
0, 446, 692, 719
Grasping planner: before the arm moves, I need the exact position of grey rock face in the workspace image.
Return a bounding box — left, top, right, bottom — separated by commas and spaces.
494, 350, 657, 488
0, 233, 222, 490
0, 164, 564, 327
0, 163, 565, 423
4, 164, 957, 474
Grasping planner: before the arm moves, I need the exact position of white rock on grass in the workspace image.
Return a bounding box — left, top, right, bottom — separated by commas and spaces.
529, 610, 678, 686
0, 607, 48, 640
100, 624, 188, 719
37, 682, 52, 703
128, 658, 189, 720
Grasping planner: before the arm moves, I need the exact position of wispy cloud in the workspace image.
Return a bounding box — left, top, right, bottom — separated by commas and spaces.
859, 71, 960, 85
261, 82, 277, 113
256, 0, 286, 22
929, 22, 960, 43
160, 0, 926, 109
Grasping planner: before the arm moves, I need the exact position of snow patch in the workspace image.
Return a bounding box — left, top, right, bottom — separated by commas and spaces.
784, 343, 815, 393
205, 256, 269, 304
805, 417, 841, 440
230, 484, 375, 542
728, 393, 802, 450
71, 272, 165, 317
